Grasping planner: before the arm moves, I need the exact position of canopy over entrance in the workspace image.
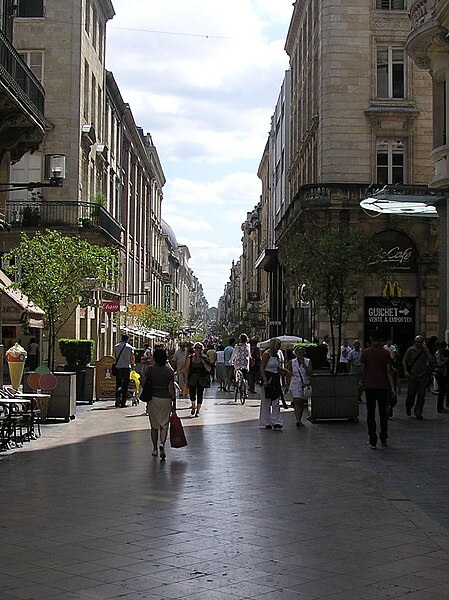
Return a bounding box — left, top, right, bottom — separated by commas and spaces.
0, 270, 45, 328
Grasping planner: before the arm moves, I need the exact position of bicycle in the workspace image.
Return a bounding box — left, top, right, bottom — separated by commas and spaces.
234, 368, 247, 405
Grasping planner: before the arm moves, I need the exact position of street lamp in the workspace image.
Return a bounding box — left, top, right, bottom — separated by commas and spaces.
0, 154, 66, 192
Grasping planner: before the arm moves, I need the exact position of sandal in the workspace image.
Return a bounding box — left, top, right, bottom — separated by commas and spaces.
159, 445, 166, 460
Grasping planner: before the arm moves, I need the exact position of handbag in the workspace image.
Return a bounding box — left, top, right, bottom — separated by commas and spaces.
111, 344, 126, 376
140, 368, 153, 402
298, 362, 312, 400
264, 371, 279, 400
169, 411, 188, 448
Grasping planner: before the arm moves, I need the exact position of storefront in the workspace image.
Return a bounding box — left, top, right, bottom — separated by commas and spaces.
0, 270, 45, 371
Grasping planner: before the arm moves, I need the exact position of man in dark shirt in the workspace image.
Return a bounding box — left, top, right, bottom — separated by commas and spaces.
361, 333, 395, 449
402, 335, 434, 419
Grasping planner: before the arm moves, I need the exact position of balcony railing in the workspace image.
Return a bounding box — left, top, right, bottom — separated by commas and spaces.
6, 200, 124, 246
0, 29, 44, 119
409, 0, 433, 29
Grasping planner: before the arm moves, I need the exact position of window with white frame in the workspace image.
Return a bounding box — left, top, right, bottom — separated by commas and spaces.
377, 140, 405, 184
377, 46, 405, 99
376, 0, 405, 9
17, 0, 44, 17
18, 51, 44, 83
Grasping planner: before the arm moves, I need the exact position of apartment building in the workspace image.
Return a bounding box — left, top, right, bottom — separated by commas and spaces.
406, 0, 449, 339
0, 0, 46, 360
276, 0, 439, 351
0, 0, 178, 360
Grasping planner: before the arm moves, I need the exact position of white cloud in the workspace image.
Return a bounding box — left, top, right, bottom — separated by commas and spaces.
106, 0, 293, 305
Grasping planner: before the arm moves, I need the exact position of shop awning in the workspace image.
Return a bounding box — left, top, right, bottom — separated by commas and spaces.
360, 185, 445, 218
0, 270, 45, 328
122, 326, 169, 339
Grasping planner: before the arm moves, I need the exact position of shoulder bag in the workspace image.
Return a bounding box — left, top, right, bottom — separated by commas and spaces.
111, 344, 126, 376
298, 363, 312, 400
140, 367, 153, 402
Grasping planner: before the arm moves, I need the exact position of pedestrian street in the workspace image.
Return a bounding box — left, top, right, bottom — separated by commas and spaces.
2, 382, 449, 599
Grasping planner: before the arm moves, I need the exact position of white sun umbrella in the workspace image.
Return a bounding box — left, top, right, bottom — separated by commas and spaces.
257, 335, 309, 351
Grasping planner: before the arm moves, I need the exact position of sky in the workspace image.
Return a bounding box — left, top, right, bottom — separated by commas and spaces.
106, 0, 293, 307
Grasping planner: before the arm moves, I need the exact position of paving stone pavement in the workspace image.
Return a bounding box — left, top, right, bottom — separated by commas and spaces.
1, 383, 449, 599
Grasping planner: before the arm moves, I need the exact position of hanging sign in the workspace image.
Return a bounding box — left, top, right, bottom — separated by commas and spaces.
102, 300, 120, 313
127, 303, 145, 316
164, 283, 171, 311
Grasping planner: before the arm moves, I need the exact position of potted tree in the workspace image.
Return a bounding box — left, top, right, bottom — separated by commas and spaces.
59, 339, 95, 404
279, 228, 388, 421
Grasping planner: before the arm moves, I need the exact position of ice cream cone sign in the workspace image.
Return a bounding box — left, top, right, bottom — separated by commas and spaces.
6, 342, 27, 390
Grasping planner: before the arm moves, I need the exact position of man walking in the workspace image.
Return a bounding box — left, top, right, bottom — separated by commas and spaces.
114, 334, 135, 408
171, 342, 188, 397
360, 332, 395, 449
403, 335, 434, 419
347, 339, 362, 402
224, 338, 235, 392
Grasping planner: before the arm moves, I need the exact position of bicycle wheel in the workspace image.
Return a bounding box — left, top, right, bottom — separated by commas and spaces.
240, 379, 246, 405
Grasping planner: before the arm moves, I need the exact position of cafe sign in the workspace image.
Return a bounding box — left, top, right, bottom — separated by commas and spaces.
372, 230, 418, 272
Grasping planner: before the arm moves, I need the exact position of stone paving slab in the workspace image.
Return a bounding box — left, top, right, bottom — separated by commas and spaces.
1, 385, 449, 599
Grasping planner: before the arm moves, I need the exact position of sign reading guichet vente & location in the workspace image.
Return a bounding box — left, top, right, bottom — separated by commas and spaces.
365, 297, 416, 326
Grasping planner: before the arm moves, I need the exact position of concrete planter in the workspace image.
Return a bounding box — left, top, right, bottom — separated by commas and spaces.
308, 373, 359, 423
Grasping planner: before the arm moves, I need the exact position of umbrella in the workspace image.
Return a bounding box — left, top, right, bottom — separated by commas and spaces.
257, 335, 309, 351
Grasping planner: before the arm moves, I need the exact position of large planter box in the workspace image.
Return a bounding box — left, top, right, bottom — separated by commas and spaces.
308, 373, 359, 422
46, 372, 77, 422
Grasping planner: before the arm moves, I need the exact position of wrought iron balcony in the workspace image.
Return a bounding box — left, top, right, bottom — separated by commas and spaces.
0, 29, 44, 119
6, 200, 124, 246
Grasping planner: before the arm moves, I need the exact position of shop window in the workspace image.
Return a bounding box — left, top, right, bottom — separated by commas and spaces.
377, 140, 405, 184
377, 46, 405, 99
17, 0, 44, 17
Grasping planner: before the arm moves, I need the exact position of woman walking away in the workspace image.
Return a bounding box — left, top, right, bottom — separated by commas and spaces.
183, 342, 212, 417
142, 347, 176, 460
287, 346, 313, 428
259, 338, 291, 430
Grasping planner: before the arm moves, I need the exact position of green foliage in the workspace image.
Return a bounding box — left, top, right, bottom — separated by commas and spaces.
279, 229, 388, 372
59, 339, 95, 366
6, 229, 119, 369
135, 304, 183, 333
292, 343, 328, 370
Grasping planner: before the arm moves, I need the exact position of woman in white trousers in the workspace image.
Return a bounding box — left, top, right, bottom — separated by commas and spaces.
259, 338, 291, 429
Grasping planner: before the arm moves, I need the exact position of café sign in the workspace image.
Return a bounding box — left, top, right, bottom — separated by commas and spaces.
372, 230, 418, 272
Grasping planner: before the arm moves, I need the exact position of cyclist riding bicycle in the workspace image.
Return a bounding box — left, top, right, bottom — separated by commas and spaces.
230, 333, 250, 381
230, 333, 251, 403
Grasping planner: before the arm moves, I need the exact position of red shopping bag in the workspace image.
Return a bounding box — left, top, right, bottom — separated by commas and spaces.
169, 411, 188, 448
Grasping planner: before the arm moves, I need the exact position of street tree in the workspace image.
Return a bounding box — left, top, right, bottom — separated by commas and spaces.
279, 229, 388, 372
6, 230, 119, 370
135, 305, 183, 336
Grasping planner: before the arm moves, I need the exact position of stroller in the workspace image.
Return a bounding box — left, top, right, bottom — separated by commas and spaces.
128, 368, 140, 406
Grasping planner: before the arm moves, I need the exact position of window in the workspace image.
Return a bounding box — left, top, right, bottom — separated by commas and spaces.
17, 0, 44, 17
377, 46, 405, 99
19, 51, 43, 83
85, 0, 91, 34
376, 0, 405, 9
377, 140, 405, 184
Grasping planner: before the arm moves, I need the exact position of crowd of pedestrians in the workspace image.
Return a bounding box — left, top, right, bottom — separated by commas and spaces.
113, 331, 449, 458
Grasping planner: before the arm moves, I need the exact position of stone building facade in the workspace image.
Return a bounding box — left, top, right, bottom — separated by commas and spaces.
276, 0, 439, 352
406, 0, 449, 340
